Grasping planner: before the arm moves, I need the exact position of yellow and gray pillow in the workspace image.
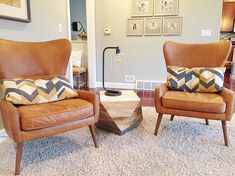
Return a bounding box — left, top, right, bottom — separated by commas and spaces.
167, 66, 226, 92
0, 76, 78, 105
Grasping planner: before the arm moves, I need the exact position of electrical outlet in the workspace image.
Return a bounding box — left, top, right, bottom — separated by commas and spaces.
125, 75, 135, 83
201, 29, 212, 37
104, 28, 111, 35
58, 23, 63, 33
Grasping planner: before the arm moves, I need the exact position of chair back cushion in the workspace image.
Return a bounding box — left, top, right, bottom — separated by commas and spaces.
167, 66, 226, 92
0, 38, 71, 79
163, 41, 231, 68
0, 76, 78, 105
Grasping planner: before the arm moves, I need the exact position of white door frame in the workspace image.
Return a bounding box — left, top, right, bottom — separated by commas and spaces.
66, 0, 97, 88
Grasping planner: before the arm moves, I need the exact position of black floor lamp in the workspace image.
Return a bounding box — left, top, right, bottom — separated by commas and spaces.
103, 47, 122, 96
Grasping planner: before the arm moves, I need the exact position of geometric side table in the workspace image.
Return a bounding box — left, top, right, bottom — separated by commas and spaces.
96, 90, 143, 135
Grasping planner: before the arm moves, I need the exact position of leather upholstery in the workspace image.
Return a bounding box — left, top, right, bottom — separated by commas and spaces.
19, 99, 93, 131
163, 41, 231, 68
0, 39, 100, 143
77, 90, 100, 123
162, 91, 226, 114
156, 84, 234, 121
219, 88, 235, 121
22, 116, 96, 141
156, 41, 234, 122
0, 39, 71, 79
0, 99, 22, 143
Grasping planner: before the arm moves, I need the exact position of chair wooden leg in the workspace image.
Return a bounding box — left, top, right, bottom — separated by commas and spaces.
205, 119, 209, 126
170, 115, 174, 121
15, 142, 23, 176
221, 121, 229, 147
154, 114, 163, 136
89, 124, 99, 148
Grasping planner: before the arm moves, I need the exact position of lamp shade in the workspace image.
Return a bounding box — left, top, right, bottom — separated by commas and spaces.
112, 53, 124, 71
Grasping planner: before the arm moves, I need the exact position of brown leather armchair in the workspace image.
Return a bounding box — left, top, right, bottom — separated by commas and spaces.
155, 41, 234, 146
0, 39, 100, 175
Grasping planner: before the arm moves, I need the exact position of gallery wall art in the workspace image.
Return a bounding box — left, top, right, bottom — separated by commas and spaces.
132, 0, 154, 17
154, 0, 179, 16
163, 17, 182, 35
128, 0, 182, 36
144, 17, 162, 36
127, 18, 144, 36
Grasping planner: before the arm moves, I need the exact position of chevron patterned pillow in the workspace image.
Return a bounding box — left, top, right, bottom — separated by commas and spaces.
167, 66, 226, 92
0, 76, 78, 105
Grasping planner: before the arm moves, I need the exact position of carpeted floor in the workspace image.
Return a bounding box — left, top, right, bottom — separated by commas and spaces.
0, 107, 235, 176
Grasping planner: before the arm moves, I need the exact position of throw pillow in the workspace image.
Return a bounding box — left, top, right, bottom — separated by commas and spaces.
0, 76, 78, 105
167, 66, 226, 92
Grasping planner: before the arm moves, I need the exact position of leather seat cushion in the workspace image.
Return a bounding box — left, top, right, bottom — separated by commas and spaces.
18, 98, 93, 131
162, 91, 226, 113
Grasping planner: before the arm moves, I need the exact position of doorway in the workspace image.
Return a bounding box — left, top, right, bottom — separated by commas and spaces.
66, 0, 97, 88
220, 1, 235, 80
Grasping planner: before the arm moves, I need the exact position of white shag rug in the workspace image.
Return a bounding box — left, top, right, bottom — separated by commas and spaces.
0, 107, 235, 176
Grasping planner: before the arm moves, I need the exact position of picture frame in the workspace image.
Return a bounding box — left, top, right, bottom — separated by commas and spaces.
163, 17, 182, 35
0, 0, 31, 23
144, 17, 162, 36
154, 0, 179, 16
127, 18, 144, 36
132, 0, 154, 17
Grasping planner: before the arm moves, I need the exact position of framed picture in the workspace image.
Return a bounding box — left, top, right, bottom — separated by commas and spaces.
132, 0, 154, 17
0, 0, 31, 23
163, 17, 182, 35
154, 0, 179, 16
144, 17, 162, 36
127, 18, 144, 36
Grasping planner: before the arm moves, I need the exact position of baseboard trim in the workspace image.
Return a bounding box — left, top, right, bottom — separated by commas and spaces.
96, 80, 165, 90
0, 129, 7, 143
231, 75, 235, 80
96, 82, 135, 89
0, 129, 6, 134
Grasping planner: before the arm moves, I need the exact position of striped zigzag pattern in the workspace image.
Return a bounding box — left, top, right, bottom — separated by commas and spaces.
0, 76, 78, 105
167, 66, 225, 92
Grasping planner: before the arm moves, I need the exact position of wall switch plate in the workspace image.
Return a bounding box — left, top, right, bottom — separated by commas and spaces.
201, 29, 212, 37
104, 28, 111, 35
58, 23, 63, 33
125, 75, 135, 83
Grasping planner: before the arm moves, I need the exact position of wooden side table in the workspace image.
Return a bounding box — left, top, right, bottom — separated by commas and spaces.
73, 67, 88, 89
96, 90, 143, 135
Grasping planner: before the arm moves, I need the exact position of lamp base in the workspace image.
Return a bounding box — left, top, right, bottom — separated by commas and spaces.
105, 90, 122, 96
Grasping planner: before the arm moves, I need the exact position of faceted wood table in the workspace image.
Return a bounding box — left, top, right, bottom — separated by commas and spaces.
96, 90, 143, 135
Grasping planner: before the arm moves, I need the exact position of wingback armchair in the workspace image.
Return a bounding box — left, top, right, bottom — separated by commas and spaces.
0, 39, 99, 175
155, 41, 234, 146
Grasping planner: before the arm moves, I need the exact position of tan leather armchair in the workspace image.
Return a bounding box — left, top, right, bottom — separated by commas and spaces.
0, 39, 100, 175
155, 41, 234, 146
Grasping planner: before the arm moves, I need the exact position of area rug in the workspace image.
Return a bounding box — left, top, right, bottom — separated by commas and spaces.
0, 107, 235, 176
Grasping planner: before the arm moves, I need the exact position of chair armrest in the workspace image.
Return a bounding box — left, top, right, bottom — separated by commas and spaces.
77, 90, 100, 122
0, 99, 22, 143
155, 83, 169, 113
219, 88, 235, 121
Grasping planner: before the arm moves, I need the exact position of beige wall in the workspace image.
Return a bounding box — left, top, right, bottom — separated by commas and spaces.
95, 0, 223, 83
0, 0, 68, 41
